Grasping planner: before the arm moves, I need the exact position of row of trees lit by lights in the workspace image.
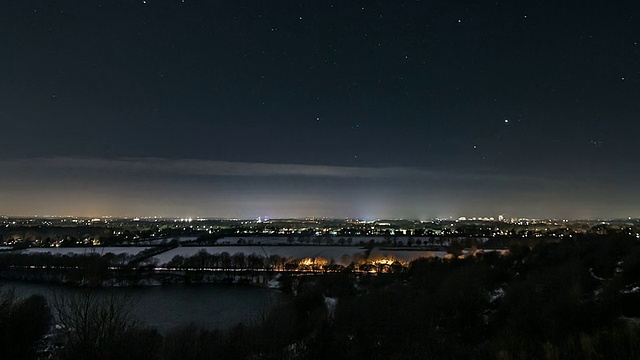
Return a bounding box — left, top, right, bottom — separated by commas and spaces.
163, 250, 425, 274
0, 249, 501, 276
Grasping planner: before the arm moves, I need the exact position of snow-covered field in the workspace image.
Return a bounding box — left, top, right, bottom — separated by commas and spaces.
137, 237, 198, 245
217, 236, 488, 246
218, 237, 291, 245
219, 236, 450, 245
9, 245, 450, 266
152, 246, 449, 266
20, 247, 151, 256
153, 246, 368, 266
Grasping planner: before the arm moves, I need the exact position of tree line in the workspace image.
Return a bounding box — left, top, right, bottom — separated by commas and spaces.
2, 233, 640, 359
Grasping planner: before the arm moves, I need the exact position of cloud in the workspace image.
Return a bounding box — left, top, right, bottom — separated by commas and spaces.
0, 157, 433, 178
0, 156, 545, 183
0, 157, 636, 219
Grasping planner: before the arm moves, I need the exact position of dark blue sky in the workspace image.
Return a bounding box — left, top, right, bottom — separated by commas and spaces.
1, 1, 639, 219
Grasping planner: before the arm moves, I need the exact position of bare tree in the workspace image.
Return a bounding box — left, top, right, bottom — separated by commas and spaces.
0, 288, 51, 360
52, 290, 160, 360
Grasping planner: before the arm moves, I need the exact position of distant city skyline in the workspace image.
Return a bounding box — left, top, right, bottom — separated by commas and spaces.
1, 1, 638, 218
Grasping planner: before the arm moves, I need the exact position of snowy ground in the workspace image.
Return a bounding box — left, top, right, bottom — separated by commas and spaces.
218, 236, 475, 246
218, 237, 292, 245
152, 246, 368, 266
136, 237, 198, 245
19, 247, 151, 256
152, 245, 450, 266
9, 244, 450, 266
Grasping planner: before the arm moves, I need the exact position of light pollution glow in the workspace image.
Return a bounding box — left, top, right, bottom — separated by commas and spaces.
0, 157, 638, 220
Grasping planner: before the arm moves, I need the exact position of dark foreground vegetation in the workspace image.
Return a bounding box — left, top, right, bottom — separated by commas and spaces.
2, 233, 640, 359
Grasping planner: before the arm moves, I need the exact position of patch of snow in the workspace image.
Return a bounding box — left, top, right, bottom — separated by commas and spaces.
267, 279, 281, 289
324, 296, 338, 320
589, 268, 606, 281
622, 285, 640, 294
489, 288, 505, 303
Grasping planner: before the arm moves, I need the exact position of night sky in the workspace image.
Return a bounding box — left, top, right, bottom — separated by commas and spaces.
1, 0, 639, 219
